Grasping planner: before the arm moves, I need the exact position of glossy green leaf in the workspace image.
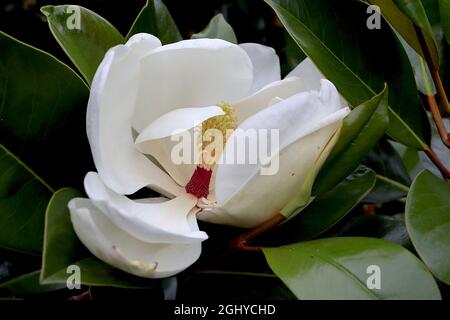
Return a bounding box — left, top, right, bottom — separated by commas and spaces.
394, 0, 439, 66
258, 167, 376, 246
398, 34, 436, 95
126, 0, 182, 44
283, 31, 306, 75
40, 189, 157, 288
45, 257, 157, 289
0, 31, 90, 188
0, 145, 53, 254
312, 87, 389, 195
406, 170, 450, 284
369, 0, 439, 69
265, 0, 429, 149
364, 139, 411, 203
263, 237, 441, 300
440, 0, 450, 44
40, 188, 87, 282
391, 141, 423, 177
0, 271, 64, 297
191, 14, 237, 43
41, 5, 124, 85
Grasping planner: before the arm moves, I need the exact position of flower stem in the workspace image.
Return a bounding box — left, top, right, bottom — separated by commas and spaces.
427, 95, 450, 149
66, 289, 91, 301
414, 25, 450, 116
431, 68, 450, 116
228, 213, 286, 252
424, 147, 450, 180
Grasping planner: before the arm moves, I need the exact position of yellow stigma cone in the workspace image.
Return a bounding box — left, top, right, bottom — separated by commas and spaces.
201, 103, 237, 149
200, 103, 237, 166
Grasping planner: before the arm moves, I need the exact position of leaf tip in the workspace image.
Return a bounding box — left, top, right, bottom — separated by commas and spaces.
40, 5, 53, 17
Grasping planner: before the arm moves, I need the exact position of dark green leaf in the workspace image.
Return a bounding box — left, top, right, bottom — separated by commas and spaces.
406, 170, 450, 284
191, 14, 237, 43
264, 0, 429, 149
258, 166, 376, 246
126, 0, 182, 44
440, 0, 450, 44
364, 139, 411, 203
391, 141, 423, 177
282, 31, 306, 76
41, 5, 124, 85
0, 271, 64, 297
0, 145, 53, 254
40, 188, 88, 282
313, 87, 389, 195
0, 31, 90, 188
369, 0, 439, 69
398, 34, 436, 95
263, 237, 441, 299
394, 0, 439, 66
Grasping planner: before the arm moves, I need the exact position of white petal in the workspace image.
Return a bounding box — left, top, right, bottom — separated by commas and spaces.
132, 39, 253, 132
84, 172, 207, 243
87, 33, 181, 196
240, 43, 281, 94
288, 58, 349, 107
136, 129, 198, 187
69, 198, 202, 279
203, 80, 350, 227
134, 106, 223, 186
135, 106, 224, 142
200, 121, 342, 227
233, 77, 308, 124
287, 57, 324, 91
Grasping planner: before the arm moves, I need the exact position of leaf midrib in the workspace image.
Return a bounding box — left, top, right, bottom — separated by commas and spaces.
0, 144, 54, 193
300, 249, 381, 299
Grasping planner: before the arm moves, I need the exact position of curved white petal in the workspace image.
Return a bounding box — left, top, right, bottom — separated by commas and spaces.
287, 57, 324, 91
135, 106, 224, 142
240, 43, 281, 94
203, 80, 350, 227
132, 39, 253, 132
84, 172, 207, 243
288, 57, 349, 110
233, 77, 307, 124
87, 33, 181, 196
69, 198, 202, 279
135, 106, 223, 186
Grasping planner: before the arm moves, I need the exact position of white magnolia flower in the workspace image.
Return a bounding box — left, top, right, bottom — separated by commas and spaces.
68, 33, 350, 279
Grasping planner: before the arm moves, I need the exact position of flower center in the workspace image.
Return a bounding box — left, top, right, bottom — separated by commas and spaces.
201, 102, 237, 150
185, 103, 236, 199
